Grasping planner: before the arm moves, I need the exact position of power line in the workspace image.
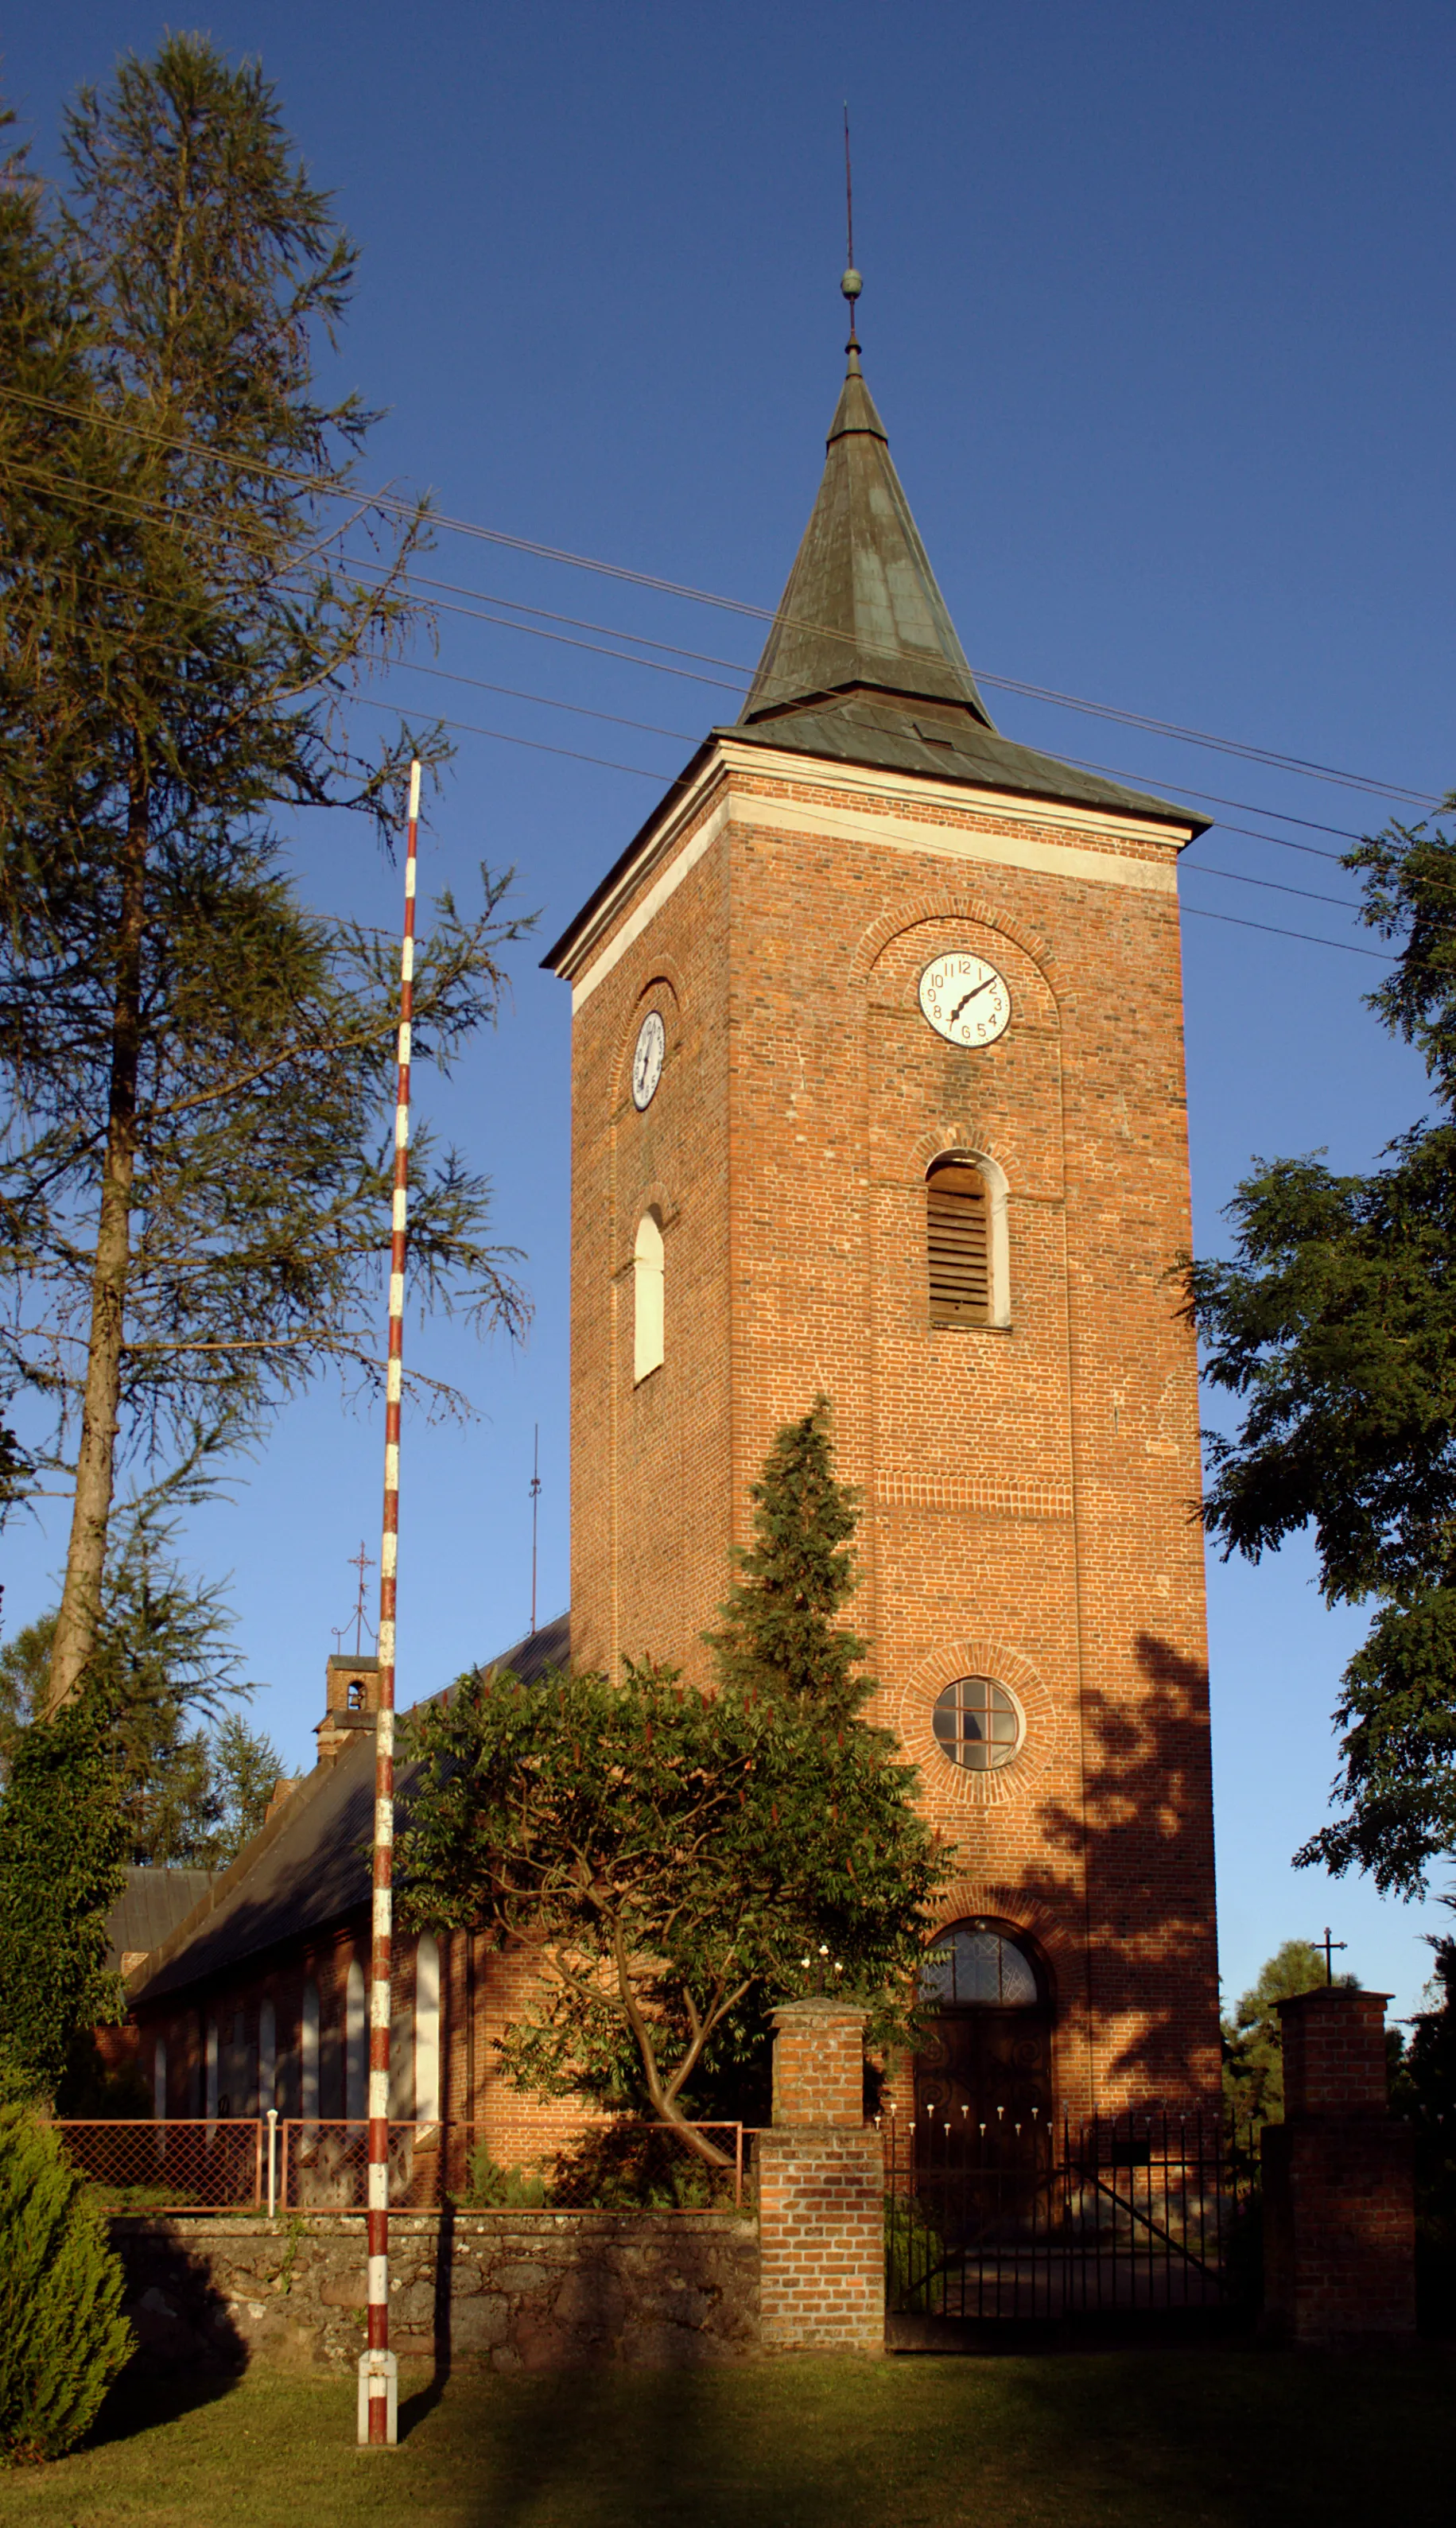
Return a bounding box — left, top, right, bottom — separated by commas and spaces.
1184, 861, 1364, 915
3, 385, 1442, 813
343, 693, 1402, 965
1180, 903, 1395, 961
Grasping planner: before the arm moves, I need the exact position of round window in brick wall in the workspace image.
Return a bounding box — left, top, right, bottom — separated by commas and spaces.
931, 1675, 1022, 1772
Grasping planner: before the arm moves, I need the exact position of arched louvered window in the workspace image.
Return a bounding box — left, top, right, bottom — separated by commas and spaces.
927, 1159, 990, 1326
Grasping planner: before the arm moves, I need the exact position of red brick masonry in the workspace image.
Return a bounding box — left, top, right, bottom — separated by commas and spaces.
757, 2002, 883, 2356
1261, 1987, 1416, 2340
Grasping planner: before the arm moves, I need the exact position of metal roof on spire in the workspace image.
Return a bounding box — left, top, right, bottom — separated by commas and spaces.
740, 327, 996, 730
729, 271, 1206, 836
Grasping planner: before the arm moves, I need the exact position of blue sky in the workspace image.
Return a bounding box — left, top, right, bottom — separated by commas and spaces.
6, 2, 1455, 2020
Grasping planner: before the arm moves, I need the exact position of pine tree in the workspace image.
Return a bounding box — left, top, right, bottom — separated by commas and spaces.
0, 40, 530, 1718
1221, 1939, 1357, 2130
0, 2092, 133, 2460
705, 1395, 871, 1722
0, 1696, 127, 2099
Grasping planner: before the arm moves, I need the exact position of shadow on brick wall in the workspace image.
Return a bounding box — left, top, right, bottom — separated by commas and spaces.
1026, 1632, 1221, 2100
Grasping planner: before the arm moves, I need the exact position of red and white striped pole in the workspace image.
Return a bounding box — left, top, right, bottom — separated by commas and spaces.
359, 756, 419, 2448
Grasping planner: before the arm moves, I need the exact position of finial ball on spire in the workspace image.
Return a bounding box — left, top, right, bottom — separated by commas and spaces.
841, 266, 863, 302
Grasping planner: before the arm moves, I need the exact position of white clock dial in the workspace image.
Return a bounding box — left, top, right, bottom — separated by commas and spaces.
918, 953, 1011, 1049
631, 1008, 666, 1110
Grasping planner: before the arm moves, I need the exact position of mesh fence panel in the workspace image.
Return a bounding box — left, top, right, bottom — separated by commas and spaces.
282, 2119, 745, 2212
56, 2118, 744, 2215
56, 2120, 263, 2214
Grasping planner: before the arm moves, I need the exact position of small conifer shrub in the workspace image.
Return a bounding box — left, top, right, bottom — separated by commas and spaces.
0, 2094, 133, 2461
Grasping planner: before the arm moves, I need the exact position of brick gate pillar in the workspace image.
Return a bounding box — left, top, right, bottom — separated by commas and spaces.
1261, 1986, 1416, 2340
755, 1999, 883, 2355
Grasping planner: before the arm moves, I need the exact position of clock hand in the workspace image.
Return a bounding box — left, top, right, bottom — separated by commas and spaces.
949, 977, 997, 1023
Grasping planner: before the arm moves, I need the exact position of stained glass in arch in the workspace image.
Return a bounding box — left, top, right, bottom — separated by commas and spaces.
921, 1919, 1041, 2009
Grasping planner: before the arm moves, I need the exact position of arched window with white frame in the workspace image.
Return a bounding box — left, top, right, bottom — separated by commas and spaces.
345, 1959, 367, 2122
258, 1998, 276, 2117
414, 1935, 441, 2130
301, 1979, 320, 2132
633, 1210, 665, 1381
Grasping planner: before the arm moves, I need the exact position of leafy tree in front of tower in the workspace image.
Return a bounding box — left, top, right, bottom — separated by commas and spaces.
1187, 796, 1456, 1897
402, 1404, 948, 2165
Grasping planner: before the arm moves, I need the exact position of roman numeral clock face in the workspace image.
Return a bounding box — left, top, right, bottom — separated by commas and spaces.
918, 953, 1011, 1047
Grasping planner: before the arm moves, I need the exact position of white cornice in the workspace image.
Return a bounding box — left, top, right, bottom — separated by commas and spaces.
566, 738, 1190, 1011
716, 738, 1195, 852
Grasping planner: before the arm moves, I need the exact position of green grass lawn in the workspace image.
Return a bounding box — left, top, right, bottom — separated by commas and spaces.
2, 2344, 1453, 2528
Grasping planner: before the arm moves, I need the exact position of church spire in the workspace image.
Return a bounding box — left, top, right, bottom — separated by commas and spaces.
740, 267, 996, 732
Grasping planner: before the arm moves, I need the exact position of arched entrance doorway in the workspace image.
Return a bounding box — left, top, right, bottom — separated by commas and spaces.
914, 1918, 1054, 2134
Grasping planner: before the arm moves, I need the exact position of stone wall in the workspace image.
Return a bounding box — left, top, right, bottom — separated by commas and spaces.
113, 2211, 759, 2372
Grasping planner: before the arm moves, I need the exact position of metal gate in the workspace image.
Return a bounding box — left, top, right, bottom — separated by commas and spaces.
884, 2107, 1254, 2323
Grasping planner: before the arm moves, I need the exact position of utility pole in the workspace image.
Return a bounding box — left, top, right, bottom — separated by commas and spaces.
359, 758, 419, 2450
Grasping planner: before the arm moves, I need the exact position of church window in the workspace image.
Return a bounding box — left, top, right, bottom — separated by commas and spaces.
926, 1159, 990, 1326
204, 2017, 219, 2134
301, 1980, 320, 2130
152, 2035, 167, 2122
634, 1210, 665, 1381
345, 1959, 367, 2121
932, 1674, 1023, 1772
415, 1934, 441, 2129
921, 1920, 1042, 2009
258, 1998, 276, 2116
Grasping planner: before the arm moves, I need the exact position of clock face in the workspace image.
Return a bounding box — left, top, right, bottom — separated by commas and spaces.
631, 1008, 666, 1110
918, 952, 1011, 1049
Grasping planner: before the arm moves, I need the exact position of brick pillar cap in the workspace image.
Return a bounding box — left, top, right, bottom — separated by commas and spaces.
1275, 1989, 1392, 2016
771, 1998, 869, 2026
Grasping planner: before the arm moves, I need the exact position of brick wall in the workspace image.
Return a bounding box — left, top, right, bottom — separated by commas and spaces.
1280, 1987, 1392, 2119
559, 744, 1221, 2118
1262, 1987, 1416, 2340
756, 2002, 883, 2355
771, 1999, 866, 2128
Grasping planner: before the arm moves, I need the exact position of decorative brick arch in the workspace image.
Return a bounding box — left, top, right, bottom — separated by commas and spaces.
923, 1878, 1075, 2005
614, 1179, 678, 1276
852, 890, 1057, 995
610, 963, 687, 1107
892, 1637, 1067, 1809
908, 1122, 1014, 1179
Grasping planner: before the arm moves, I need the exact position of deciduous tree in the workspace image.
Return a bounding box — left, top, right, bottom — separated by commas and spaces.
1188, 799, 1456, 1893
402, 1404, 946, 2163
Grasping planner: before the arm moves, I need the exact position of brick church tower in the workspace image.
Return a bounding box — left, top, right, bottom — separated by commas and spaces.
545, 301, 1221, 2118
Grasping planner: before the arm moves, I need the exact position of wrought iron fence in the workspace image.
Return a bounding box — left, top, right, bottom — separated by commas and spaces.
56, 2117, 744, 2216
884, 2106, 1256, 2322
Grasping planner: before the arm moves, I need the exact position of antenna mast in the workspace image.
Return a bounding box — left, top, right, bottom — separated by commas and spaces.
530, 1423, 542, 1636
